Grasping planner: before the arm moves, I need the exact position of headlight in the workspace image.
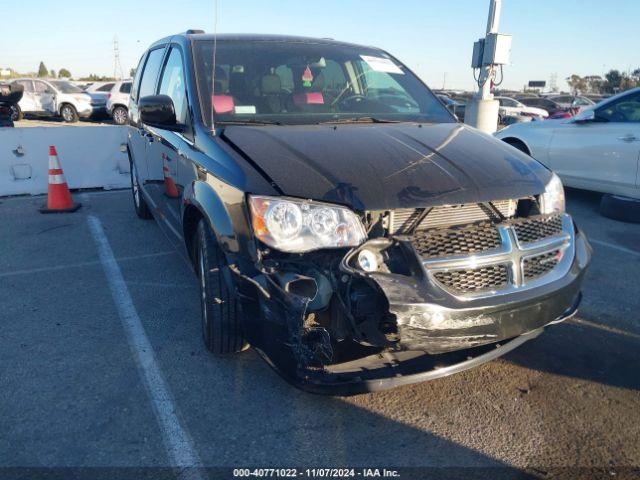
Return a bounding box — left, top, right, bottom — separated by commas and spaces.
249, 195, 367, 253
539, 172, 565, 214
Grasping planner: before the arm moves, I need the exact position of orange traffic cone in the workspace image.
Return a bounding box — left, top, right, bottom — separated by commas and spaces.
162, 153, 180, 198
40, 145, 81, 213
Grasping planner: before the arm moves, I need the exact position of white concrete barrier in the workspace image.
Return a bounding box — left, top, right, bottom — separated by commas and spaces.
0, 126, 130, 196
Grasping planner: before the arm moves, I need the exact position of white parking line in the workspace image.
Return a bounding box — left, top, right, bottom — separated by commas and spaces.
569, 317, 640, 341
88, 215, 203, 478
589, 238, 640, 257
0, 251, 176, 278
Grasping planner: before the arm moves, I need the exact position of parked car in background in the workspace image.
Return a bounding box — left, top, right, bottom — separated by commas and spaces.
547, 95, 594, 111
11, 78, 103, 122
127, 32, 590, 394
517, 96, 566, 116
496, 87, 640, 200
84, 81, 116, 100
495, 96, 548, 119
106, 79, 132, 125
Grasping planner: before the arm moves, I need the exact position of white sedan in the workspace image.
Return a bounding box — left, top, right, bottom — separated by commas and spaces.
495, 88, 640, 200
495, 96, 549, 119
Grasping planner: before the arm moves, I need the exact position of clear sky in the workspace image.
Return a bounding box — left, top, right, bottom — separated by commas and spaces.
1, 0, 638, 91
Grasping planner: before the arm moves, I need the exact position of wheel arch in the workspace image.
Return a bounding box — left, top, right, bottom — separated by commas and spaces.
500, 136, 532, 156
182, 179, 247, 269
58, 102, 76, 115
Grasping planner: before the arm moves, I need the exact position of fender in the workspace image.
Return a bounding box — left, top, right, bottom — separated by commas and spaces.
181, 177, 257, 264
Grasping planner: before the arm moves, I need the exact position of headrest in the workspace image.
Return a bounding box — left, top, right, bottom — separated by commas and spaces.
293, 92, 325, 106
261, 74, 281, 94
212, 95, 234, 114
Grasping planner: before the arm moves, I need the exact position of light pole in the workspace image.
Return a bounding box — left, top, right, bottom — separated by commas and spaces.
464, 0, 510, 133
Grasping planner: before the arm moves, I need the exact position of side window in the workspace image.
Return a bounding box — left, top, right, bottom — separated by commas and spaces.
16, 80, 34, 92
97, 83, 115, 92
120, 82, 132, 94
158, 47, 187, 124
33, 81, 49, 94
130, 52, 147, 101
596, 93, 640, 123
138, 47, 166, 99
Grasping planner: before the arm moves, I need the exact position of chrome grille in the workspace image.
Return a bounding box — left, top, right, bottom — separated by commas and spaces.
513, 215, 563, 244
523, 250, 562, 280
391, 199, 517, 233
412, 223, 501, 259
418, 213, 574, 299
434, 265, 509, 293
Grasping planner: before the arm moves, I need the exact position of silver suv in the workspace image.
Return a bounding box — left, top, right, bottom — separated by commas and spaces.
11, 78, 104, 122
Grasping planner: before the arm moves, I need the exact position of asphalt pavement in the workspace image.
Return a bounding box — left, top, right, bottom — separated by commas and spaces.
0, 188, 638, 480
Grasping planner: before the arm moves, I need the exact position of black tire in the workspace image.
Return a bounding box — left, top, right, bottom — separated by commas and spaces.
197, 220, 246, 354
130, 160, 153, 219
112, 106, 128, 125
60, 104, 79, 123
10, 104, 23, 122
599, 194, 640, 223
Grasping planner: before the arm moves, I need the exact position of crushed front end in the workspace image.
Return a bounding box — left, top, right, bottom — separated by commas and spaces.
233, 197, 591, 395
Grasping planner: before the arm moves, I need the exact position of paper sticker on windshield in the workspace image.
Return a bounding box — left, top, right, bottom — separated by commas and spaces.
360, 55, 404, 74
234, 105, 256, 115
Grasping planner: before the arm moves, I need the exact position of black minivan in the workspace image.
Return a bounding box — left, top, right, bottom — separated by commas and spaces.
127, 31, 591, 394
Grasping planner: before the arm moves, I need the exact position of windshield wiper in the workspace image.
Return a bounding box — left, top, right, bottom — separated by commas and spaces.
318, 116, 404, 124
217, 119, 283, 126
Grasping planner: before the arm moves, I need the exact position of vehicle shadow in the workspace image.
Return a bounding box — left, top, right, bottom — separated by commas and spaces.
503, 319, 640, 391
188, 352, 536, 480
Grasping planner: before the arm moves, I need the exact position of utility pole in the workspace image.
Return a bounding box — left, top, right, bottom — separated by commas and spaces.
113, 36, 124, 80
464, 0, 510, 133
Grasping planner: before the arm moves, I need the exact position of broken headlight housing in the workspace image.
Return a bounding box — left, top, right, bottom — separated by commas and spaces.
539, 172, 565, 214
249, 195, 367, 253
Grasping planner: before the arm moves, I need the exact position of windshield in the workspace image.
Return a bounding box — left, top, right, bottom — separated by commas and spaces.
50, 81, 83, 94
193, 40, 454, 126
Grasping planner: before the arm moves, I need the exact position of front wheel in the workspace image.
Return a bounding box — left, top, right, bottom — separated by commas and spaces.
60, 104, 79, 123
197, 220, 247, 354
130, 160, 153, 219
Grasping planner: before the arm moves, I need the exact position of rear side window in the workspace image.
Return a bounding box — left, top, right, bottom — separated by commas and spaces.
120, 82, 132, 94
138, 47, 166, 99
16, 80, 34, 92
130, 52, 147, 101
158, 47, 187, 124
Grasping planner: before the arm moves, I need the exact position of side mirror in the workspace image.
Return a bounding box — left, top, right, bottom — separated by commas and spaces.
573, 109, 595, 123
139, 94, 183, 131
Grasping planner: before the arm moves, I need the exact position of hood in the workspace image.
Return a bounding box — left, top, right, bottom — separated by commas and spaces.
222, 123, 552, 211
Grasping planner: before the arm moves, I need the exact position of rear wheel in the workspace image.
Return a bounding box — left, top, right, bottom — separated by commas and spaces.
130, 160, 153, 219
60, 104, 79, 123
10, 104, 23, 122
599, 194, 640, 223
112, 106, 128, 125
197, 220, 246, 354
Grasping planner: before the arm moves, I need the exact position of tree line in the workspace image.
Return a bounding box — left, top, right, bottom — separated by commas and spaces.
567, 68, 640, 95
2, 61, 135, 81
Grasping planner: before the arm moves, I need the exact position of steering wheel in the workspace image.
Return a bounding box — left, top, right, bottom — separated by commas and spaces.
336, 94, 367, 108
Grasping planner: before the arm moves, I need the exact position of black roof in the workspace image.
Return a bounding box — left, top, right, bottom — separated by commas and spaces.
150, 32, 378, 50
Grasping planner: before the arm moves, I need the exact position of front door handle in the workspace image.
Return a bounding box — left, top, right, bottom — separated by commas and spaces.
617, 134, 638, 142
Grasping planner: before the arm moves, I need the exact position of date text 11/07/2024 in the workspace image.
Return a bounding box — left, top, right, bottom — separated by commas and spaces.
232, 468, 400, 478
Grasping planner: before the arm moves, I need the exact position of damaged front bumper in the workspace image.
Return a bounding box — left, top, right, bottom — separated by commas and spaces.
233, 221, 591, 395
